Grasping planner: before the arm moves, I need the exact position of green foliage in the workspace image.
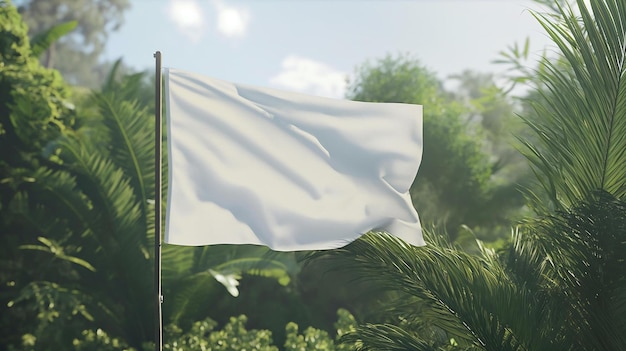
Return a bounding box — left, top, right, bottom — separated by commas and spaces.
285, 323, 334, 351
163, 309, 356, 351
0, 1, 78, 348
19, 236, 96, 272
0, 0, 30, 61
311, 233, 527, 350
30, 20, 77, 58
309, 1, 626, 350
283, 309, 355, 351
2, 7, 302, 349
68, 309, 357, 351
5, 1, 624, 351
313, 194, 626, 350
347, 53, 442, 104
73, 329, 135, 351
347, 54, 521, 240
0, 0, 72, 154
165, 315, 278, 351
505, 191, 626, 350
522, 0, 626, 211
15, 0, 131, 87
4, 281, 98, 350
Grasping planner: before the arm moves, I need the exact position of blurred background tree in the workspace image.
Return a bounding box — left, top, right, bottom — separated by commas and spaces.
347, 55, 528, 243
13, 0, 130, 87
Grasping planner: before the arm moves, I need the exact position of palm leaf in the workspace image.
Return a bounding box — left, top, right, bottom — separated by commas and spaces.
92, 86, 155, 216
30, 21, 77, 58
20, 237, 96, 272
210, 255, 292, 287
523, 0, 626, 209
341, 323, 439, 351
194, 245, 296, 280
61, 137, 142, 244
102, 58, 123, 92
163, 244, 296, 324
54, 134, 154, 346
161, 243, 196, 282
540, 191, 626, 350
165, 270, 223, 324
310, 233, 549, 351
516, 3, 626, 348
11, 166, 94, 240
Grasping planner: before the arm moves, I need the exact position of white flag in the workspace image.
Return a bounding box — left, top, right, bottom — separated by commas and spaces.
164, 68, 424, 251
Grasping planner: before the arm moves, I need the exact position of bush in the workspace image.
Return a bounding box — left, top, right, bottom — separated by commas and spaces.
68, 309, 357, 351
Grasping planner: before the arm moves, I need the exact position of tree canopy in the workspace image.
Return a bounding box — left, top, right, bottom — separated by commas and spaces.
347, 55, 525, 240
14, 0, 130, 87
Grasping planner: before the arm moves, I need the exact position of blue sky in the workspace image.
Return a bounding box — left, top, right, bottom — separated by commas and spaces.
104, 0, 555, 98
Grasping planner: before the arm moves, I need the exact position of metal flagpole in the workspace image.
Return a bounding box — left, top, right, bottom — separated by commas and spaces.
153, 51, 163, 351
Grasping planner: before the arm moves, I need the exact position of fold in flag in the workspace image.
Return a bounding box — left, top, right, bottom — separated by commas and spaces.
164, 68, 424, 251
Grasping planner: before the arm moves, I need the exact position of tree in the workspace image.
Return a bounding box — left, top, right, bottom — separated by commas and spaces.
0, 1, 77, 346
14, 0, 130, 87
448, 70, 533, 241
312, 0, 626, 350
449, 70, 522, 163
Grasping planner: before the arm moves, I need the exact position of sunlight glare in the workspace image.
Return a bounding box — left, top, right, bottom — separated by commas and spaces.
169, 0, 203, 29
216, 6, 249, 38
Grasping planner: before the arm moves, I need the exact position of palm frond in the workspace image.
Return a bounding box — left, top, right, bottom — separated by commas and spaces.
165, 270, 223, 324
537, 191, 626, 350
524, 0, 626, 208
58, 135, 144, 247
161, 244, 196, 282
92, 89, 155, 212
10, 166, 93, 240
211, 256, 292, 286
341, 323, 439, 351
29, 21, 77, 58
195, 245, 296, 278
53, 134, 154, 344
102, 58, 123, 92
20, 237, 96, 272
310, 233, 551, 351
163, 244, 297, 323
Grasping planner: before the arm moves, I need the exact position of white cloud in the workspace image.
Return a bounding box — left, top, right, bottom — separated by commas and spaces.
212, 0, 250, 38
166, 0, 250, 41
270, 56, 347, 99
166, 0, 206, 42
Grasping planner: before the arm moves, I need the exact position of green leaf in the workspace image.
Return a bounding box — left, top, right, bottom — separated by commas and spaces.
19, 236, 96, 272
30, 21, 78, 58
525, 0, 626, 208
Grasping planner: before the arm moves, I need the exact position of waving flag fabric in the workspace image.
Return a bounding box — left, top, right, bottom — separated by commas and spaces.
164, 68, 424, 251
